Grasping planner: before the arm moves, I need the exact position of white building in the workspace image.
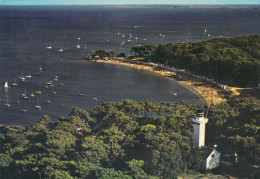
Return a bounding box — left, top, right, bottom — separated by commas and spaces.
205, 148, 221, 170
192, 112, 221, 170
192, 112, 208, 148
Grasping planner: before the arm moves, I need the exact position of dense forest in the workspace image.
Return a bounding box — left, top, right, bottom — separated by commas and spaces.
0, 96, 259, 178
130, 35, 260, 87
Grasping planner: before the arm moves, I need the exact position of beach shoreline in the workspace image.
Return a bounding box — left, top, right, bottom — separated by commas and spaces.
103, 59, 226, 105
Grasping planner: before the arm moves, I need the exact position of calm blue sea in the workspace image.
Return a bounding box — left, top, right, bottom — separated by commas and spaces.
0, 5, 260, 125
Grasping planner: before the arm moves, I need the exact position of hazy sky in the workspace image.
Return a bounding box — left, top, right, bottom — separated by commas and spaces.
0, 0, 259, 5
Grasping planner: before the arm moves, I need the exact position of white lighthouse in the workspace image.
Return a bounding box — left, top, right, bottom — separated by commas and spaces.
192, 112, 208, 148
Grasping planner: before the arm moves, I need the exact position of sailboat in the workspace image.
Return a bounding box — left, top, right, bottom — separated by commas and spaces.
5, 91, 10, 108
19, 73, 26, 82
83, 40, 87, 50
10, 79, 18, 86
35, 100, 41, 110
45, 92, 51, 103
25, 74, 32, 78
45, 93, 51, 103
20, 109, 28, 113
4, 81, 8, 89
39, 65, 43, 72
76, 38, 81, 49
203, 28, 207, 35
22, 88, 28, 100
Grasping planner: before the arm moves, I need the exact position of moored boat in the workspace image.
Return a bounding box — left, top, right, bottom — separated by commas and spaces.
22, 89, 28, 100
35, 100, 41, 110
10, 79, 18, 86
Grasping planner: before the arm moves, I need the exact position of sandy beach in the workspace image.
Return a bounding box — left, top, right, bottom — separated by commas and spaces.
104, 59, 227, 105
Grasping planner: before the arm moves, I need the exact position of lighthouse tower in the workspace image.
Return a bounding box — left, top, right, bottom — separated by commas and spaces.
192, 112, 208, 148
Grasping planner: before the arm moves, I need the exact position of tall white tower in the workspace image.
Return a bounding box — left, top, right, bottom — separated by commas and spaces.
192, 112, 208, 148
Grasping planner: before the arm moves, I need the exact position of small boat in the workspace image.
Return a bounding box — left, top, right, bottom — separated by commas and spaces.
39, 66, 43, 72
35, 105, 41, 110
25, 75, 32, 78
46, 46, 52, 49
14, 100, 20, 104
4, 81, 8, 88
59, 82, 64, 86
20, 109, 28, 113
58, 48, 63, 52
30, 93, 35, 97
22, 89, 28, 100
10, 83, 18, 86
203, 29, 207, 35
35, 100, 41, 110
120, 42, 126, 46
45, 93, 51, 103
135, 37, 138, 40
52, 91, 56, 94
83, 40, 87, 50
78, 93, 83, 96
55, 76, 58, 79
35, 91, 42, 94
23, 96, 28, 100
76, 39, 80, 49
77, 37, 81, 40
5, 103, 11, 108
5, 91, 10, 107
46, 81, 53, 86
19, 73, 26, 82
10, 79, 18, 86
171, 91, 177, 96
93, 97, 98, 100
5, 103, 11, 107
129, 33, 132, 38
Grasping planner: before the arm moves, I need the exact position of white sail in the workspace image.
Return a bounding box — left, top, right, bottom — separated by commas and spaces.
4, 81, 8, 88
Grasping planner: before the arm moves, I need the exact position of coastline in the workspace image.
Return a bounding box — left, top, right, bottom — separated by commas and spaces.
103, 59, 226, 105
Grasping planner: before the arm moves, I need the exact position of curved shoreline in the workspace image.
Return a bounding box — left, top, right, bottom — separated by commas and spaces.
102, 59, 225, 105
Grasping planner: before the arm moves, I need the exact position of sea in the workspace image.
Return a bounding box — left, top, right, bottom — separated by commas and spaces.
0, 5, 260, 125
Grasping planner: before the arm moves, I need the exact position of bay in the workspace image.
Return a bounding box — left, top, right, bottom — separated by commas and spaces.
0, 5, 259, 125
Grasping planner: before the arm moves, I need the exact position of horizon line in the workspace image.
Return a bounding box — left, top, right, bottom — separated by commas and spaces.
0, 4, 259, 6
